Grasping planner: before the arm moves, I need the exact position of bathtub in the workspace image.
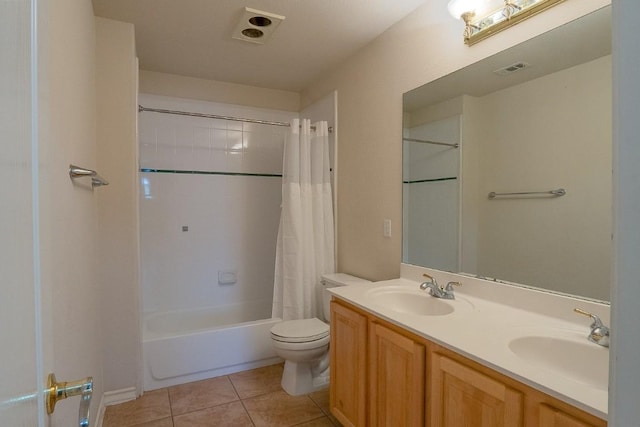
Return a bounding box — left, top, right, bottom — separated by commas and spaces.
143, 301, 282, 390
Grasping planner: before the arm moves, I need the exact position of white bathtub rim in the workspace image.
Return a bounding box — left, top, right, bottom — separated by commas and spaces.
144, 315, 282, 341
143, 301, 280, 340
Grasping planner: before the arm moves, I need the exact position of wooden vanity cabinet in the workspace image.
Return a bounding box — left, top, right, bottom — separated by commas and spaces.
430, 349, 523, 427
429, 345, 606, 427
331, 300, 427, 426
538, 404, 603, 427
538, 405, 593, 427
330, 299, 606, 427
369, 321, 426, 426
330, 300, 368, 427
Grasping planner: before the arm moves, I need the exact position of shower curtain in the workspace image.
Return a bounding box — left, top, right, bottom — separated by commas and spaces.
272, 119, 335, 320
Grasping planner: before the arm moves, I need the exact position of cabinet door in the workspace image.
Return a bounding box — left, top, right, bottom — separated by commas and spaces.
538, 404, 605, 427
330, 301, 368, 427
369, 322, 425, 426
431, 353, 524, 427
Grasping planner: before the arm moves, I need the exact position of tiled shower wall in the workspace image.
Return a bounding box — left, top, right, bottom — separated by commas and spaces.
139, 94, 298, 315
402, 116, 460, 273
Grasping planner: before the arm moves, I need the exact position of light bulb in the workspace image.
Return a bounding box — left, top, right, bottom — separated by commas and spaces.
447, 0, 499, 20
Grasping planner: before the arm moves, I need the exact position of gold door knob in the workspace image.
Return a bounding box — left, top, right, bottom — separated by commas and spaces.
47, 372, 93, 425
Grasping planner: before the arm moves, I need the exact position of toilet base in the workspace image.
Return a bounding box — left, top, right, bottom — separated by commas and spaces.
281, 359, 329, 396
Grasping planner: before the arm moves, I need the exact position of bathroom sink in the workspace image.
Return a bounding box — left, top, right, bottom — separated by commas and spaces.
365, 286, 472, 316
508, 333, 609, 390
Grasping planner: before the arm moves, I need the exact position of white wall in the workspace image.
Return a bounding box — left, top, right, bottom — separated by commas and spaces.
38, 0, 104, 424
301, 0, 610, 281
468, 55, 611, 300
95, 17, 141, 394
140, 70, 300, 113
138, 94, 296, 315
300, 91, 338, 175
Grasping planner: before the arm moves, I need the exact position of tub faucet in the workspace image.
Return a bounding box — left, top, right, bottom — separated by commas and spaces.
574, 308, 610, 348
419, 273, 461, 300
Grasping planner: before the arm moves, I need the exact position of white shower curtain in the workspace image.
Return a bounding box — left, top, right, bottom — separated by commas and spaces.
272, 119, 335, 320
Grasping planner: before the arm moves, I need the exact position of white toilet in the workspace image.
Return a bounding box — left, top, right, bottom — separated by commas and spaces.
270, 273, 370, 396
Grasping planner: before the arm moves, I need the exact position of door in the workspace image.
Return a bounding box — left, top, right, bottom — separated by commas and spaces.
0, 1, 96, 425
369, 322, 425, 426
538, 404, 604, 427
431, 352, 523, 427
0, 0, 44, 425
330, 301, 368, 427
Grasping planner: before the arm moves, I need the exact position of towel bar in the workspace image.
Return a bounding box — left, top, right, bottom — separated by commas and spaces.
69, 165, 109, 188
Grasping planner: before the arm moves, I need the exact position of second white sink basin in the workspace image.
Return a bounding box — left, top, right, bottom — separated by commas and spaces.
508, 333, 609, 390
365, 286, 473, 316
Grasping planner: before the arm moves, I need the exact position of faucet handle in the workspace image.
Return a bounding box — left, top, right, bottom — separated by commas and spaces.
422, 273, 436, 282
574, 308, 610, 347
445, 281, 462, 291
420, 273, 437, 290
573, 308, 604, 328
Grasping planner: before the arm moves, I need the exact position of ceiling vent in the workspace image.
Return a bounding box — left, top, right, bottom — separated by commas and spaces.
493, 61, 531, 76
232, 7, 285, 45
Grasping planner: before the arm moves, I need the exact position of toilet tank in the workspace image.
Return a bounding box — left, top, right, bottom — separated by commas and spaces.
320, 273, 371, 322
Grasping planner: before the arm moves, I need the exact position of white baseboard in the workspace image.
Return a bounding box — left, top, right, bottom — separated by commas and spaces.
94, 387, 138, 427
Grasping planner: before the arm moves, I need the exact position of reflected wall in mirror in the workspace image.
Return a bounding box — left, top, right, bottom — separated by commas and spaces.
402, 6, 611, 301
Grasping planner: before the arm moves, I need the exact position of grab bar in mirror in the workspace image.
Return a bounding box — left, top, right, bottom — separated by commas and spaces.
488, 188, 566, 199
69, 165, 109, 188
403, 137, 459, 148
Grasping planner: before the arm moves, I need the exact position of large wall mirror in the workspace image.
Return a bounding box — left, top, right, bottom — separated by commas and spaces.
402, 6, 611, 301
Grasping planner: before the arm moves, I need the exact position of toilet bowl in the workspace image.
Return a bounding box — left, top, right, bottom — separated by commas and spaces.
270, 273, 371, 396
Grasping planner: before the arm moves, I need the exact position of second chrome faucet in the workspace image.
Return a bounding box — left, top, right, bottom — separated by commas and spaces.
419, 273, 461, 300
574, 308, 610, 348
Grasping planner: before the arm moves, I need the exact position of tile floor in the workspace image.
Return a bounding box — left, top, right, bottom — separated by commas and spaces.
102, 364, 341, 427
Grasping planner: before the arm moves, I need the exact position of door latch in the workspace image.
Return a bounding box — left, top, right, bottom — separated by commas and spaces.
47, 373, 93, 427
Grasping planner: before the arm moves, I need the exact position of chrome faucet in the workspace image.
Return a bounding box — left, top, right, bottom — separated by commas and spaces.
574, 308, 610, 348
419, 273, 461, 300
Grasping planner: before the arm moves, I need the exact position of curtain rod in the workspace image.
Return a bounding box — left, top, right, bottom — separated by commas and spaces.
138, 105, 333, 133
403, 137, 459, 148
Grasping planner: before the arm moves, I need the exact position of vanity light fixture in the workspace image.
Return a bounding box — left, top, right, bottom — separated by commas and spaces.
448, 0, 566, 45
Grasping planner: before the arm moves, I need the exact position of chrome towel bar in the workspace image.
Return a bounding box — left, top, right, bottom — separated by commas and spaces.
403, 137, 459, 148
69, 165, 109, 188
488, 188, 566, 199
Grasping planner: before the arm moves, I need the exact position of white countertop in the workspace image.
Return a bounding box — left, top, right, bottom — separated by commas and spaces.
328, 264, 610, 420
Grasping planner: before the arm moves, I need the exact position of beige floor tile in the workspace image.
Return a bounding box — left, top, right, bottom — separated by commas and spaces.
131, 417, 174, 427
292, 417, 336, 427
169, 376, 239, 416
243, 390, 324, 427
228, 363, 284, 399
173, 401, 253, 427
103, 389, 172, 427
308, 388, 340, 425
308, 389, 330, 413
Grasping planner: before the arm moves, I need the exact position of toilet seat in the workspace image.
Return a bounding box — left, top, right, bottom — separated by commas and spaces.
271, 334, 330, 351
270, 318, 329, 343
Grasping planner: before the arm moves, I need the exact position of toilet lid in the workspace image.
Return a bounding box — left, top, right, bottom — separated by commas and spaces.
271, 318, 329, 343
